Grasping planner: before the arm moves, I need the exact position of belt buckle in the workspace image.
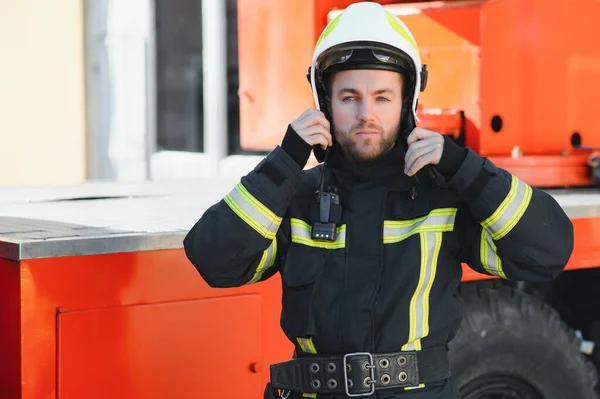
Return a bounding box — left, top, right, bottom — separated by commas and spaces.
343, 352, 375, 397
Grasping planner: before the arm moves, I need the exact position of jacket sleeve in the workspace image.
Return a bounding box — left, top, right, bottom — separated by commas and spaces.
183, 146, 304, 288
448, 149, 574, 282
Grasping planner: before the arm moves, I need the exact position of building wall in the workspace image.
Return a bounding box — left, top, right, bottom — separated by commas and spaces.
0, 0, 86, 186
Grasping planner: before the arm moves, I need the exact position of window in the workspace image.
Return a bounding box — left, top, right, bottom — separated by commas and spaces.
155, 0, 203, 152
154, 0, 242, 154
226, 0, 242, 155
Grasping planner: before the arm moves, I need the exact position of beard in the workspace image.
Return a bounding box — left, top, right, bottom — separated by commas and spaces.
334, 122, 400, 163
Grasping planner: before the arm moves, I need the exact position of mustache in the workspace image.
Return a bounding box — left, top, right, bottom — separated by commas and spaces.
350, 123, 384, 134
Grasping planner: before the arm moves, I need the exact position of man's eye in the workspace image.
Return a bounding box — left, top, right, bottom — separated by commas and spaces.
342, 96, 357, 102
377, 97, 390, 102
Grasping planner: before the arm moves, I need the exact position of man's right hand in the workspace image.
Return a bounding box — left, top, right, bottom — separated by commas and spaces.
290, 109, 333, 150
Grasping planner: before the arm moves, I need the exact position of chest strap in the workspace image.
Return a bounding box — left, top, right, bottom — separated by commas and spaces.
270, 346, 450, 397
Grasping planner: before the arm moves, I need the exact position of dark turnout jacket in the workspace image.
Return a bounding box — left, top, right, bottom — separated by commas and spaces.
183, 132, 574, 398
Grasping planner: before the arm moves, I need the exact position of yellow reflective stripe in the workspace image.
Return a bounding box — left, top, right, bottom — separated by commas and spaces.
402, 232, 442, 351
246, 239, 277, 284
224, 195, 271, 239
383, 208, 456, 244
290, 218, 346, 249
480, 230, 506, 279
405, 384, 426, 391
402, 233, 428, 352
480, 176, 518, 230
316, 13, 342, 49
296, 337, 317, 354
385, 10, 419, 54
302, 394, 317, 398
494, 182, 532, 240
422, 232, 442, 339
224, 183, 282, 240
236, 183, 280, 224
481, 176, 532, 241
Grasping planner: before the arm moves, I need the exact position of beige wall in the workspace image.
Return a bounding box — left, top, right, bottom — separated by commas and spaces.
0, 0, 86, 187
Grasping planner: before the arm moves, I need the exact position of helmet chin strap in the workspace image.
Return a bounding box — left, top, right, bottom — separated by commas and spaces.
399, 97, 415, 139
395, 95, 440, 188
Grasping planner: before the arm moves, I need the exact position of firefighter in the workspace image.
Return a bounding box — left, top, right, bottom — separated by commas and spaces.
183, 2, 574, 398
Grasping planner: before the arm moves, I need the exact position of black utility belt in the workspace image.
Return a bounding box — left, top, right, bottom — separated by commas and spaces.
270, 346, 450, 397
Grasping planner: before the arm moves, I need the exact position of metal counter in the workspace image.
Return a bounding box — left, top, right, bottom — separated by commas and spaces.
0, 181, 598, 261
0, 180, 238, 260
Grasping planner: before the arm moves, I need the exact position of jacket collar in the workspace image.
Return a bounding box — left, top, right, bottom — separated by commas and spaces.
326, 139, 413, 192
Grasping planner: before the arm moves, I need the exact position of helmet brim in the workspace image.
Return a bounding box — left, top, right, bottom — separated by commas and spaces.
315, 41, 416, 91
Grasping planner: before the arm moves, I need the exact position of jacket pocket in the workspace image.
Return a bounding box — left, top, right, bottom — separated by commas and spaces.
280, 244, 327, 338
282, 244, 325, 286
391, 193, 431, 220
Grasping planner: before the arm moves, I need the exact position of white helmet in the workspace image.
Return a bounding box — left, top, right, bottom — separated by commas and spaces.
309, 2, 427, 124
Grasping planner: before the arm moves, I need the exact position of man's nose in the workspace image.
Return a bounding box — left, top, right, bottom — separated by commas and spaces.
358, 99, 376, 123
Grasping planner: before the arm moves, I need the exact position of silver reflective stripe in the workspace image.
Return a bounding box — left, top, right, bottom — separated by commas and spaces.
481, 176, 532, 241
383, 209, 456, 244
290, 218, 346, 249
224, 183, 282, 240
402, 231, 442, 352
247, 239, 277, 284
480, 230, 506, 279
296, 337, 317, 354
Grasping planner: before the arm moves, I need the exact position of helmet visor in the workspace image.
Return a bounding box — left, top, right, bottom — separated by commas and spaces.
315, 41, 414, 80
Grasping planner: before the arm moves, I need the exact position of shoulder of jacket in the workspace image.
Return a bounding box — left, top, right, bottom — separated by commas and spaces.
293, 165, 323, 199
413, 183, 463, 206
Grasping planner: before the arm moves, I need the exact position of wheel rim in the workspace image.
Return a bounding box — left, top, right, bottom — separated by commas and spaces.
460, 374, 544, 399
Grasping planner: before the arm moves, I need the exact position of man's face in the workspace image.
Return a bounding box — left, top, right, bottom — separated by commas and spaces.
330, 69, 404, 162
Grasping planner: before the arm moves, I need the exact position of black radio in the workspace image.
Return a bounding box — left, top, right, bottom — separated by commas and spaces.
310, 149, 342, 242
311, 189, 341, 241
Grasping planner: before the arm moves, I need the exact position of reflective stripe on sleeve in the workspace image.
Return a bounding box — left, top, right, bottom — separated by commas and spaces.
224, 183, 282, 240
481, 175, 533, 241
246, 239, 277, 285
480, 230, 507, 279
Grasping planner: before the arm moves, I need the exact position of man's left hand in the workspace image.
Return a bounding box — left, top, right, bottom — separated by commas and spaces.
404, 127, 444, 176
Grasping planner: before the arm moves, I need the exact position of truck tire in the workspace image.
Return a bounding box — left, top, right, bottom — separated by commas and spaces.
448, 283, 598, 399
